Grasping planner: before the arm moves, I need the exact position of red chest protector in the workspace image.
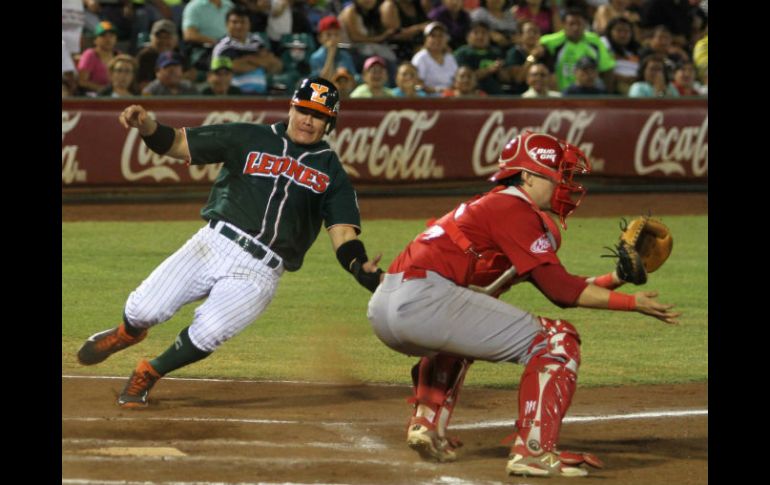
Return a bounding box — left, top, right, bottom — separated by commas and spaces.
430, 186, 561, 297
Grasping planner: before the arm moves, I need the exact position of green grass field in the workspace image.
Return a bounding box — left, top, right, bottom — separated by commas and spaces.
62, 215, 707, 388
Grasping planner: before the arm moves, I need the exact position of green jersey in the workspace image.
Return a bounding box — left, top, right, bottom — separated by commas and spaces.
186, 122, 361, 272
539, 31, 615, 91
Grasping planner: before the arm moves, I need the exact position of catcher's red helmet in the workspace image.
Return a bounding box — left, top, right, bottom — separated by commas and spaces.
490, 131, 591, 228
290, 77, 340, 133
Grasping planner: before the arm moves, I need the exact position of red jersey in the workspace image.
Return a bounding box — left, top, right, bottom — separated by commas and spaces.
389, 186, 562, 289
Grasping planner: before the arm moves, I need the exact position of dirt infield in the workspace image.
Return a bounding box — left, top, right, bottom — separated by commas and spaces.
62, 192, 708, 484
62, 377, 706, 485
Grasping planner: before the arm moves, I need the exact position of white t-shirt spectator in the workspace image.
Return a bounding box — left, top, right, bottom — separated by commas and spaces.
62, 0, 85, 56
411, 49, 458, 92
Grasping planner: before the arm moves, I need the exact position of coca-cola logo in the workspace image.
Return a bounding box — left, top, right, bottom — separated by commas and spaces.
62, 111, 87, 184
329, 110, 443, 180
120, 110, 267, 182
634, 111, 708, 176
473, 110, 598, 176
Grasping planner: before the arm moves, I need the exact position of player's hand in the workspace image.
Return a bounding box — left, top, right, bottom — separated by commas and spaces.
363, 253, 384, 282
119, 105, 156, 135
633, 290, 681, 325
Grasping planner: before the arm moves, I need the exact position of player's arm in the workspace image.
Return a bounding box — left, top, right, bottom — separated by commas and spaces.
530, 263, 680, 324
119, 105, 190, 160
328, 225, 383, 292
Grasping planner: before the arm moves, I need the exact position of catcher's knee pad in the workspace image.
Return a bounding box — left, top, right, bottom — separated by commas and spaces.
515, 317, 581, 453
526, 317, 581, 373
409, 354, 472, 431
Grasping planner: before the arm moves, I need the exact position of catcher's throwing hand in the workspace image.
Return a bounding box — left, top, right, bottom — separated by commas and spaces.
119, 105, 156, 135
633, 290, 681, 324
610, 215, 673, 285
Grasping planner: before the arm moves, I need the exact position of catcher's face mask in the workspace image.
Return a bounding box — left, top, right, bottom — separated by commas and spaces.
550, 142, 591, 229
490, 131, 592, 229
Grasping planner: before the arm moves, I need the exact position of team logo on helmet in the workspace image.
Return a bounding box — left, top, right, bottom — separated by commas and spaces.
309, 82, 329, 104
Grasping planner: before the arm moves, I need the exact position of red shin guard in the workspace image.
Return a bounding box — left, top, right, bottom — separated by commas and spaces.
408, 354, 472, 434
514, 318, 581, 454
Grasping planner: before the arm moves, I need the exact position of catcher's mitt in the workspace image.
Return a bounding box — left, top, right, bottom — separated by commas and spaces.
605, 215, 673, 285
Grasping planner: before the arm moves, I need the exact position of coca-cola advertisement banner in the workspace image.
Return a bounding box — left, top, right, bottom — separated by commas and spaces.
62, 98, 707, 187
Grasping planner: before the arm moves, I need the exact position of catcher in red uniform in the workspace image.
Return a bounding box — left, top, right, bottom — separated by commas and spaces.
366, 131, 680, 478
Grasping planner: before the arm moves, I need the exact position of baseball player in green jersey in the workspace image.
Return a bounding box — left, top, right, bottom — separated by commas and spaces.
77, 77, 383, 408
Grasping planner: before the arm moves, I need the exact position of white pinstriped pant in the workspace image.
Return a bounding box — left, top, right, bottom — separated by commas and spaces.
124, 221, 284, 352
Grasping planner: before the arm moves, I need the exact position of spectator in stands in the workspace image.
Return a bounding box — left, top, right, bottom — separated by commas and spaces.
628, 54, 678, 97
601, 16, 640, 95
503, 19, 549, 95
692, 29, 707, 86
331, 66, 358, 98
234, 0, 269, 32
638, 25, 688, 75
339, 0, 398, 74
393, 62, 428, 96
78, 21, 121, 95
453, 20, 509, 95
539, 8, 615, 92
265, 0, 313, 46
671, 59, 705, 96
100, 54, 140, 97
350, 55, 396, 97
562, 56, 607, 96
380, 0, 431, 62
200, 56, 244, 94
63, 0, 86, 63
126, 1, 187, 54
470, 0, 518, 50
411, 21, 458, 94
638, 0, 691, 48
62, 40, 79, 97
428, 0, 471, 50
512, 0, 561, 36
687, 6, 707, 55
441, 65, 487, 97
182, 0, 235, 71
521, 62, 561, 97
592, 0, 640, 37
142, 51, 200, 95
83, 1, 133, 50
213, 6, 283, 94
311, 15, 360, 81
136, 19, 187, 92
271, 33, 315, 93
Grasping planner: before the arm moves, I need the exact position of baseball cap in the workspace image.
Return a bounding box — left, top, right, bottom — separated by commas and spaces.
424, 21, 447, 36
331, 67, 354, 82
363, 55, 387, 72
151, 19, 176, 36
575, 56, 597, 70
156, 51, 184, 69
469, 19, 491, 31
318, 15, 341, 33
93, 20, 117, 36
209, 56, 233, 72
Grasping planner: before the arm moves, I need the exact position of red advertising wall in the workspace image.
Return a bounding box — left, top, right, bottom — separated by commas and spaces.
62, 97, 707, 187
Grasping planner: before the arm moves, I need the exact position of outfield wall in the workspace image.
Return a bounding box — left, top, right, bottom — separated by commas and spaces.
62, 97, 707, 189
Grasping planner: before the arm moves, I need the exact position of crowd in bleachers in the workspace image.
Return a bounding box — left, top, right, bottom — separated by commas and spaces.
62, 0, 708, 99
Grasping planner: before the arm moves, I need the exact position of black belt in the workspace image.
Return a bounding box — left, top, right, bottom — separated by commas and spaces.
208, 220, 281, 269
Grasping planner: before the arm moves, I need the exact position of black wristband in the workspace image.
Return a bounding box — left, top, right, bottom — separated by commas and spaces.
141, 122, 176, 154
336, 239, 367, 274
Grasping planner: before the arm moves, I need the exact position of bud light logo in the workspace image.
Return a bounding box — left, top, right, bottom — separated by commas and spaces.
529, 148, 557, 164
